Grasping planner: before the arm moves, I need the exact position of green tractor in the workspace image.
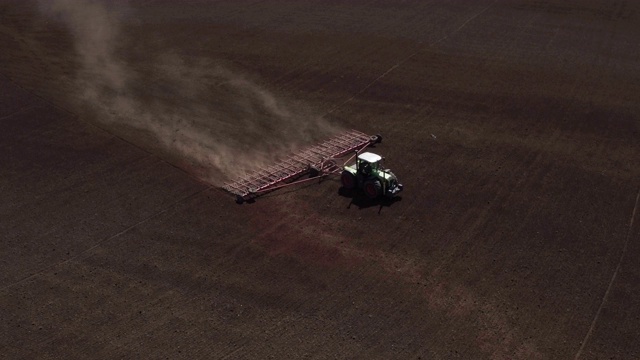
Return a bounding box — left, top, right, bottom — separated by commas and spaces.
340, 151, 403, 199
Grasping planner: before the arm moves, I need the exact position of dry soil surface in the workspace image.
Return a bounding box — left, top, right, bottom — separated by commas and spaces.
1, 1, 639, 359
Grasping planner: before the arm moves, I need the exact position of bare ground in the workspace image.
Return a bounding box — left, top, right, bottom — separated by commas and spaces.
1, 1, 639, 359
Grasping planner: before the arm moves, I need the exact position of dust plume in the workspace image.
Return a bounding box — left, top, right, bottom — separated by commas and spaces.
37, 0, 339, 184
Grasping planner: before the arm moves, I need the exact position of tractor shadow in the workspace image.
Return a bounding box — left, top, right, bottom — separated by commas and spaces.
338, 187, 402, 213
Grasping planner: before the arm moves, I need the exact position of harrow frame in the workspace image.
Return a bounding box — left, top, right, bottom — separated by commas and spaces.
222, 130, 380, 203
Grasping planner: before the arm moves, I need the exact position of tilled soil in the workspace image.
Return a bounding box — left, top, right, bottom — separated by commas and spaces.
1, 1, 639, 359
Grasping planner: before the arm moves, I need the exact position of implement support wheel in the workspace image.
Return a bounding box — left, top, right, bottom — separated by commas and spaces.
370, 134, 383, 144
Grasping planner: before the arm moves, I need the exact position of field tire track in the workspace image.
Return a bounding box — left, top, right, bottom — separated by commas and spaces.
0, 186, 211, 294
574, 188, 640, 359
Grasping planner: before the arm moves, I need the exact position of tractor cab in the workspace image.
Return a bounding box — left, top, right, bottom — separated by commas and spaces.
356, 152, 382, 176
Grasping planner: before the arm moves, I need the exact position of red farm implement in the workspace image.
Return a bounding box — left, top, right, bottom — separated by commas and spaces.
222, 129, 381, 203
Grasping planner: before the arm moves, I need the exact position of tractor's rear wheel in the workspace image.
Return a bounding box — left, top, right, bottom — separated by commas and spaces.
363, 179, 382, 199
341, 170, 356, 189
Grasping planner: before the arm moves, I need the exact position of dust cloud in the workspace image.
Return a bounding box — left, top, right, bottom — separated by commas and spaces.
37, 0, 339, 184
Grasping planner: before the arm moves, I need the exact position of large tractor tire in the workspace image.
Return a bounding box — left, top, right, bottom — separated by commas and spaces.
341, 170, 357, 189
363, 179, 382, 199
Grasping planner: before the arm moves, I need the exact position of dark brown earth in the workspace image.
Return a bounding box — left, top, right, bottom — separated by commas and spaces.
1, 1, 639, 359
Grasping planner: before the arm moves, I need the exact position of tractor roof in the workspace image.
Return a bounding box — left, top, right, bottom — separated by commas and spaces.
358, 152, 382, 163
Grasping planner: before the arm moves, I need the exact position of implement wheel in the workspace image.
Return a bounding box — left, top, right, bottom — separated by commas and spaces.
341, 170, 356, 189
363, 179, 382, 199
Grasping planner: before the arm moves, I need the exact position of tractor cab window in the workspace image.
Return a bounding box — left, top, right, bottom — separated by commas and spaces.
358, 159, 377, 175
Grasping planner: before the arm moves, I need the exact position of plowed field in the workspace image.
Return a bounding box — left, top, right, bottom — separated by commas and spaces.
1, 1, 639, 359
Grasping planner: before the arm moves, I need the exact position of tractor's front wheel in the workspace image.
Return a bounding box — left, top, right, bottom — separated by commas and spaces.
363, 179, 382, 199
341, 170, 356, 189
